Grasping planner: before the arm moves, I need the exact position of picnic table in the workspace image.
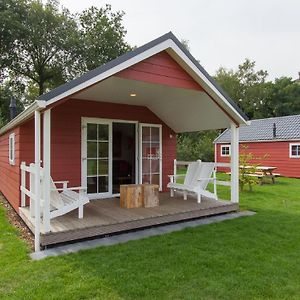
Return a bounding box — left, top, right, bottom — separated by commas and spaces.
240, 165, 279, 184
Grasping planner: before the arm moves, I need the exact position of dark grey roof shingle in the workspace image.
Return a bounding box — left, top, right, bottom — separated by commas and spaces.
214, 114, 300, 143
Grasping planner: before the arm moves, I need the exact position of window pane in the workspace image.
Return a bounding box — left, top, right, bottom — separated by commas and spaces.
142, 174, 150, 184
151, 145, 160, 158
142, 144, 151, 157
98, 159, 108, 175
87, 142, 97, 158
87, 177, 97, 194
98, 124, 109, 141
87, 124, 97, 140
142, 159, 150, 174
98, 142, 108, 158
87, 159, 97, 176
151, 174, 159, 185
151, 159, 159, 173
142, 126, 151, 142
151, 127, 159, 142
98, 176, 108, 193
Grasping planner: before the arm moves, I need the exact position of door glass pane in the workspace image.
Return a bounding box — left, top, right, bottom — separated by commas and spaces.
142, 126, 151, 142
98, 142, 108, 158
87, 124, 97, 140
87, 159, 97, 176
87, 142, 97, 158
151, 159, 159, 173
87, 177, 97, 193
151, 145, 160, 158
112, 123, 136, 194
151, 127, 159, 142
98, 124, 109, 141
151, 174, 159, 185
142, 159, 150, 174
142, 143, 151, 157
86, 122, 111, 195
98, 176, 108, 193
98, 159, 108, 175
142, 174, 150, 185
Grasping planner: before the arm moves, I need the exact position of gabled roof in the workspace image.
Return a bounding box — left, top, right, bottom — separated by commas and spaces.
214, 114, 300, 143
1, 31, 248, 135
38, 31, 248, 121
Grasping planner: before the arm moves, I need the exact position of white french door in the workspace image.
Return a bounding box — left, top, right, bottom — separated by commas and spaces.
82, 119, 112, 198
139, 124, 162, 190
82, 119, 162, 198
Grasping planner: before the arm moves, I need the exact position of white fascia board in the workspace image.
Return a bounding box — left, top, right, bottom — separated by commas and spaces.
43, 40, 175, 106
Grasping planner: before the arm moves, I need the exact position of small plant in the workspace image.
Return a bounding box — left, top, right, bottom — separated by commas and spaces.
239, 145, 269, 191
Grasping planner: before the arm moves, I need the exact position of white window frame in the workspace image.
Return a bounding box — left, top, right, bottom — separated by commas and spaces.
289, 143, 300, 158
9, 133, 15, 165
221, 144, 231, 157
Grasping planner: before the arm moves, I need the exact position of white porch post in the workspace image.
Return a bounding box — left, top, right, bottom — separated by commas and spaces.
34, 110, 41, 252
43, 109, 51, 233
230, 123, 239, 203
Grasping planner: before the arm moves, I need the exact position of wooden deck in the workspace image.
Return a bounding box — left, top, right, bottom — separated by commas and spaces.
19, 193, 238, 247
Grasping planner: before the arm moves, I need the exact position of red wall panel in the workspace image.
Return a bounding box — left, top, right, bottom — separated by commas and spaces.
0, 127, 22, 211
116, 51, 203, 91
216, 141, 300, 178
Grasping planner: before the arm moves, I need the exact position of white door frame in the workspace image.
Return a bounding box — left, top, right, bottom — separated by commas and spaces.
139, 123, 163, 191
81, 117, 138, 199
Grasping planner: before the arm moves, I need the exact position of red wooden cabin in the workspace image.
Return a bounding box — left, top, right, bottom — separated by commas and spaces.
0, 32, 248, 250
215, 115, 300, 178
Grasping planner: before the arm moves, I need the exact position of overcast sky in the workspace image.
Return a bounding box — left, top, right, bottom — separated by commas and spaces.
60, 0, 300, 81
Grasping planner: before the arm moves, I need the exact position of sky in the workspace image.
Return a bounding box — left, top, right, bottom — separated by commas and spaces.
59, 0, 300, 81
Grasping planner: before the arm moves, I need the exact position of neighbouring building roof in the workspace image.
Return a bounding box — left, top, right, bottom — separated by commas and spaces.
214, 114, 300, 143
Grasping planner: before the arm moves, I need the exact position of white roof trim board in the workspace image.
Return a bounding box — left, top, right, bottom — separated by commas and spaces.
0, 32, 248, 135
214, 114, 300, 143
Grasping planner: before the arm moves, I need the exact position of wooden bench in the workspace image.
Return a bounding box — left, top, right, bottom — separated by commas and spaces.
227, 172, 280, 184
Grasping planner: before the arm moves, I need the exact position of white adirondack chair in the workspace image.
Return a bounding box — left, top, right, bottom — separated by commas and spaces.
167, 162, 217, 203
31, 167, 89, 219
47, 179, 89, 219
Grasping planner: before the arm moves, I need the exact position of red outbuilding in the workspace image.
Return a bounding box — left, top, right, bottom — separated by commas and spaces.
214, 115, 300, 178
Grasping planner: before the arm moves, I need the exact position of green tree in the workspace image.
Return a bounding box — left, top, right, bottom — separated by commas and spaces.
215, 59, 272, 119
1, 0, 79, 97
76, 4, 132, 73
1, 1, 131, 102
267, 77, 300, 116
177, 131, 220, 162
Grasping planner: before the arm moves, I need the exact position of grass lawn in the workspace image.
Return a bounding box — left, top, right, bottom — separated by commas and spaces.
1, 176, 300, 299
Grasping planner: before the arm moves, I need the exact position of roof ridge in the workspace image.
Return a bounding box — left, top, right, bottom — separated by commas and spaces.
250, 114, 300, 122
